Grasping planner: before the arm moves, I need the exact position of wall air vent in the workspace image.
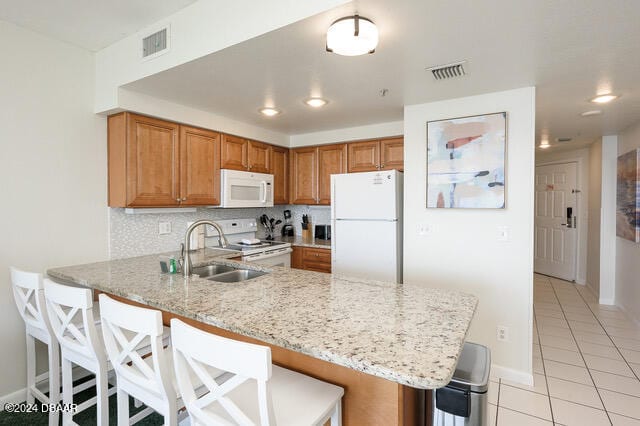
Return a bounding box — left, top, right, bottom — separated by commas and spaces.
426, 61, 467, 80
142, 27, 168, 59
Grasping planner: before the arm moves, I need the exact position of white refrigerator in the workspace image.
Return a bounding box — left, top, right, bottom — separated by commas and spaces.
331, 170, 403, 283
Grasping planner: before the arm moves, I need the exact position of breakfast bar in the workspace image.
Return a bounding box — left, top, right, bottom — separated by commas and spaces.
47, 248, 478, 425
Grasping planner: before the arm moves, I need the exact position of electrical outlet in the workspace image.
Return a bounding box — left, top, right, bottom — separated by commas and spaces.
158, 222, 171, 235
497, 326, 509, 342
418, 223, 434, 236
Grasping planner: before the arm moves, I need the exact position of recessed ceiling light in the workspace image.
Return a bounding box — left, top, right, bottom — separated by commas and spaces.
259, 107, 280, 117
580, 110, 602, 117
304, 98, 328, 108
326, 15, 378, 56
590, 94, 619, 104
539, 139, 550, 149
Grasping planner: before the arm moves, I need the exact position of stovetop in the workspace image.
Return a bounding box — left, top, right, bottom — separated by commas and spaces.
226, 240, 289, 252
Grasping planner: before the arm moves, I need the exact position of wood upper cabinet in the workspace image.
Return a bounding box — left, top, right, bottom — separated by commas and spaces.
108, 113, 221, 207
317, 144, 347, 205
221, 135, 272, 173
290, 143, 348, 205
271, 146, 289, 205
247, 140, 271, 173
347, 137, 404, 172
347, 140, 379, 173
290, 147, 318, 205
179, 125, 221, 206
109, 112, 180, 207
220, 134, 248, 171
380, 137, 404, 171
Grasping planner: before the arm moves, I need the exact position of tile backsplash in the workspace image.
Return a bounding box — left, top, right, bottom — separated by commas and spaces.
109, 205, 331, 259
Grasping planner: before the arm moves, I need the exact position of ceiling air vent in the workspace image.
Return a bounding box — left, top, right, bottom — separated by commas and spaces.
426, 61, 467, 80
142, 28, 168, 58
556, 137, 573, 143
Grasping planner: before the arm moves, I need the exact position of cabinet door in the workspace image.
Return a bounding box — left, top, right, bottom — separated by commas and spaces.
317, 144, 347, 205
220, 134, 248, 170
271, 146, 289, 205
248, 140, 271, 173
126, 113, 180, 206
347, 140, 380, 172
302, 247, 332, 272
291, 246, 303, 269
290, 147, 318, 205
380, 137, 404, 171
179, 126, 221, 206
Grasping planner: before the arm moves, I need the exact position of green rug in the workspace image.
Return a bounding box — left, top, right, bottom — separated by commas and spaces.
0, 376, 164, 425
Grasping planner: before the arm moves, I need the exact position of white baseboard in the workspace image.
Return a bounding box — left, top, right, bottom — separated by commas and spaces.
599, 297, 615, 305
617, 301, 640, 327
576, 277, 586, 285
0, 367, 93, 411
491, 364, 533, 386
0, 388, 27, 409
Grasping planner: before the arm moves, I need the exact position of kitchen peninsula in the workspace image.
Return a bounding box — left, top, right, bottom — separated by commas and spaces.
47, 248, 477, 425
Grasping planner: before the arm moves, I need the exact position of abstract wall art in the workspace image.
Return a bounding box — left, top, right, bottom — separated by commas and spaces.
616, 149, 640, 243
427, 112, 507, 209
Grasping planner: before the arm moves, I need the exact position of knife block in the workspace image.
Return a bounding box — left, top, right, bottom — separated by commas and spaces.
301, 223, 313, 242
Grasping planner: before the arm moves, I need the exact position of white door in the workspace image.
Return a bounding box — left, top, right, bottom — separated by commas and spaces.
534, 162, 578, 281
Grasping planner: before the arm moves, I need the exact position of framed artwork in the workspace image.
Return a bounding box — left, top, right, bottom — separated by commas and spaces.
427, 112, 507, 208
616, 149, 640, 242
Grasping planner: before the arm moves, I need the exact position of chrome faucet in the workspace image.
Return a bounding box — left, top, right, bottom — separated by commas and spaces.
182, 220, 229, 277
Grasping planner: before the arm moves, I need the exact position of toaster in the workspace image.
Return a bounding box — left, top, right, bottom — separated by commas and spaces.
314, 224, 331, 240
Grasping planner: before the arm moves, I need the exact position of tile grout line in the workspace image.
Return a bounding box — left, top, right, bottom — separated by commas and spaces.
547, 280, 613, 425
574, 282, 640, 383
533, 276, 556, 424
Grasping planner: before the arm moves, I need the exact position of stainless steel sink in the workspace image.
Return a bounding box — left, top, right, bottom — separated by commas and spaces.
206, 269, 267, 283
192, 264, 235, 278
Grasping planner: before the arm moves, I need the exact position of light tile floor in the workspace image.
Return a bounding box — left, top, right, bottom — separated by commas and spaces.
488, 274, 640, 425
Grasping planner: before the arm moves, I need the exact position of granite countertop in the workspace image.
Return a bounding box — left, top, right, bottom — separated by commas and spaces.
47, 249, 477, 389
277, 235, 331, 249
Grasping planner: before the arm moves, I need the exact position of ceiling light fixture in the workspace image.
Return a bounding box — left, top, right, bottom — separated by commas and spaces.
580, 110, 602, 117
304, 98, 328, 108
539, 139, 550, 149
259, 107, 280, 117
590, 94, 619, 104
326, 14, 378, 56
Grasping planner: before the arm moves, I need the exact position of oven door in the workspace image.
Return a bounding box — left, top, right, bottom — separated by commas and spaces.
243, 247, 292, 267
220, 169, 274, 208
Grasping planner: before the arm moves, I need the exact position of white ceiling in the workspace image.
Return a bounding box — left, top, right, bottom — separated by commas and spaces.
121, 0, 640, 149
0, 0, 197, 51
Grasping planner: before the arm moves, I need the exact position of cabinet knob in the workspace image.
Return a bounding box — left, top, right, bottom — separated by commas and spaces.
182, 197, 187, 201
176, 198, 181, 203
381, 163, 385, 168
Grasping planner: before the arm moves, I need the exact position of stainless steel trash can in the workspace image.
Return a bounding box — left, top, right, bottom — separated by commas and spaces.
433, 342, 491, 426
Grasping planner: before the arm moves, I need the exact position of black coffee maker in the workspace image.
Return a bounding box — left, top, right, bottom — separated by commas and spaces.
281, 209, 294, 237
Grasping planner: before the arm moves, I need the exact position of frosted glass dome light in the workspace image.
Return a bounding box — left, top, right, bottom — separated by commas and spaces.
326, 15, 378, 56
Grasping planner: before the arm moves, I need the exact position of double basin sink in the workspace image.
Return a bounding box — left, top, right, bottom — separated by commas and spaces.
192, 264, 267, 283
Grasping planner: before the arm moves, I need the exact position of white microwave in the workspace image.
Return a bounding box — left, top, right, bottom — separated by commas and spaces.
220, 169, 274, 208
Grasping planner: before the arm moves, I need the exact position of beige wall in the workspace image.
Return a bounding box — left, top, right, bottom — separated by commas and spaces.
616, 122, 640, 322
403, 87, 536, 384
0, 21, 109, 402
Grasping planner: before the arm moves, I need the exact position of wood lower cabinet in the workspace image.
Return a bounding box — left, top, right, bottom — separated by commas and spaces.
317, 144, 347, 205
347, 137, 404, 172
271, 146, 289, 205
290, 147, 318, 204
220, 134, 248, 171
179, 126, 221, 206
108, 113, 221, 207
291, 246, 331, 273
290, 144, 346, 205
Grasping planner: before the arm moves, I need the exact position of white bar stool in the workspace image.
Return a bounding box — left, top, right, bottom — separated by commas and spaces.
99, 294, 223, 426
171, 318, 344, 426
43, 278, 113, 426
10, 267, 99, 426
